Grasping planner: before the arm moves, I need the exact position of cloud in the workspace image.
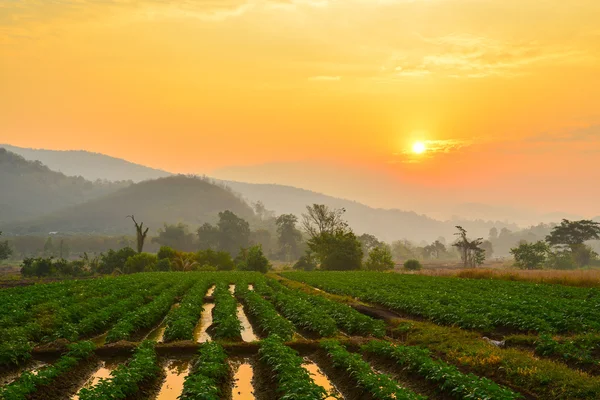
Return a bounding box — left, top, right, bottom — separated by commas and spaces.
393, 138, 474, 163
308, 75, 341, 81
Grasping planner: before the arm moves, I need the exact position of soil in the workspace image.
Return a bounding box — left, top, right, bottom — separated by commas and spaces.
28, 357, 101, 400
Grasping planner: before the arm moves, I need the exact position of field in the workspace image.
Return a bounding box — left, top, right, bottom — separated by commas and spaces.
1, 272, 599, 399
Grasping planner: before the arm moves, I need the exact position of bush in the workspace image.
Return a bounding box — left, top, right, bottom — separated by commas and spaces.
124, 253, 158, 274
293, 252, 318, 271
196, 249, 235, 271
510, 241, 548, 270
403, 259, 422, 271
316, 232, 363, 271
154, 258, 172, 272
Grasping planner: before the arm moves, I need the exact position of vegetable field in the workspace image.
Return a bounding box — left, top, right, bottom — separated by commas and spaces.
1, 271, 599, 400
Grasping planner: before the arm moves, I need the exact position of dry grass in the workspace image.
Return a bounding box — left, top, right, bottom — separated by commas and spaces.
414, 268, 600, 288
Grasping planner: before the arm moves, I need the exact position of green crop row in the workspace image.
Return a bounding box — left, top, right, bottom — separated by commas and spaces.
211, 282, 243, 340
163, 278, 212, 342
283, 271, 600, 334
235, 284, 295, 341
255, 280, 338, 337
77, 340, 160, 400
180, 342, 230, 400
0, 341, 95, 400
105, 279, 191, 343
534, 334, 600, 367
363, 340, 523, 400
321, 340, 425, 400
259, 336, 329, 399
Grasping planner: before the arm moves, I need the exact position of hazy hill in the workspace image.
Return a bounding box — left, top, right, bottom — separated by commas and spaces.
0, 148, 129, 224
2, 144, 171, 182
5, 175, 257, 235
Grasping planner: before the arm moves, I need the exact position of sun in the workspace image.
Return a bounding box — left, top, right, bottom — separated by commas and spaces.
412, 141, 426, 154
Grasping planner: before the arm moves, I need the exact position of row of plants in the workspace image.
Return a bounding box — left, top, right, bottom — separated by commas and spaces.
321, 340, 425, 400
254, 280, 338, 337
77, 340, 161, 400
0, 341, 95, 400
362, 340, 523, 399
282, 271, 600, 334
163, 278, 213, 342
235, 283, 296, 341
534, 334, 600, 367
273, 278, 385, 337
211, 282, 243, 340
179, 342, 230, 400
259, 336, 329, 399
105, 279, 192, 343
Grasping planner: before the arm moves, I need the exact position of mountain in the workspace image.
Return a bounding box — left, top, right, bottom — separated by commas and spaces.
0, 148, 129, 224
1, 144, 171, 182
5, 175, 257, 235
221, 180, 518, 242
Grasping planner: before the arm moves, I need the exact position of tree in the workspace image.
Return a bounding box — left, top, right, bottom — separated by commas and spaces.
316, 231, 363, 271
365, 246, 395, 271
276, 214, 303, 261
58, 239, 70, 259
43, 237, 55, 257
546, 219, 600, 267
510, 241, 549, 270
217, 210, 251, 256
452, 226, 485, 268
152, 223, 196, 252
197, 223, 219, 250
489, 227, 499, 241
157, 246, 177, 261
423, 240, 446, 259
301, 204, 348, 239
171, 253, 198, 272
481, 240, 494, 260
127, 215, 149, 253
358, 234, 383, 257
391, 239, 417, 261
0, 231, 12, 262
98, 247, 137, 274
238, 245, 270, 273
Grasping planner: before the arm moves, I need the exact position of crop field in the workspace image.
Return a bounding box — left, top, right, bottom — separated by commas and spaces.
1, 272, 600, 399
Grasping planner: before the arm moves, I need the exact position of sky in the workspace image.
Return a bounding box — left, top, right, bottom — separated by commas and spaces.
1, 0, 600, 219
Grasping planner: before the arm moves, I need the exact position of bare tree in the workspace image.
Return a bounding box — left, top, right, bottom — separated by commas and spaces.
452, 226, 484, 268
301, 204, 348, 239
127, 215, 149, 253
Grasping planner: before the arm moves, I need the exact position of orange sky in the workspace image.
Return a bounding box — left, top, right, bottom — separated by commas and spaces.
1, 0, 600, 218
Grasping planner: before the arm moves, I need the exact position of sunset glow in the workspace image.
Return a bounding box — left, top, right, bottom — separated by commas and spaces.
1, 1, 600, 216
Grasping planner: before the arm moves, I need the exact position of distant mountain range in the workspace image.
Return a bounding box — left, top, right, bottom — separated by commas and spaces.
0, 145, 526, 241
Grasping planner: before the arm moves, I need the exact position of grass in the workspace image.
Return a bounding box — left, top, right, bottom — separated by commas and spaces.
415, 268, 600, 288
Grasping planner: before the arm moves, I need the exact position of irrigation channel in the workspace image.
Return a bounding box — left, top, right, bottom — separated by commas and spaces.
62, 284, 341, 400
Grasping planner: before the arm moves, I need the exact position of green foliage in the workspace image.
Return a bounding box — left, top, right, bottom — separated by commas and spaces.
98, 246, 137, 274
403, 259, 422, 271
180, 342, 230, 400
78, 340, 160, 400
363, 340, 522, 399
453, 226, 485, 268
154, 258, 172, 272
20, 257, 91, 277
0, 231, 13, 261
195, 249, 235, 271
1, 341, 95, 399
237, 245, 270, 273
510, 241, 549, 270
311, 231, 363, 271
211, 283, 243, 340
276, 214, 303, 261
259, 336, 328, 400
217, 210, 251, 256
157, 245, 177, 261
282, 271, 600, 334
197, 222, 220, 250
236, 284, 296, 340
152, 223, 196, 252
255, 280, 338, 337
293, 251, 318, 271
365, 246, 395, 271
546, 219, 600, 249
124, 253, 157, 274
535, 334, 600, 367
163, 279, 212, 342
321, 340, 425, 400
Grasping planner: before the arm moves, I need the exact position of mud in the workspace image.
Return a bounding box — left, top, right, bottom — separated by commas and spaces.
194, 303, 215, 343
230, 358, 256, 400
155, 358, 191, 400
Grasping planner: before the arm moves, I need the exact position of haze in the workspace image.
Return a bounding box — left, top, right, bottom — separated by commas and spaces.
2, 0, 600, 220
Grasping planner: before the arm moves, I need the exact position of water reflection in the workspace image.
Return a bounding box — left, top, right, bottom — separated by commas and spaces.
156, 359, 190, 400
304, 359, 343, 400
237, 304, 258, 342
194, 303, 214, 342
231, 359, 255, 400
72, 360, 120, 399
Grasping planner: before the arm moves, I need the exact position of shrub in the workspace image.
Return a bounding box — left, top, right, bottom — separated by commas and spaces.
155, 258, 172, 272
293, 252, 317, 271
403, 259, 422, 271
124, 253, 158, 274
238, 245, 270, 273
196, 249, 235, 271
98, 247, 137, 274
157, 246, 177, 261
